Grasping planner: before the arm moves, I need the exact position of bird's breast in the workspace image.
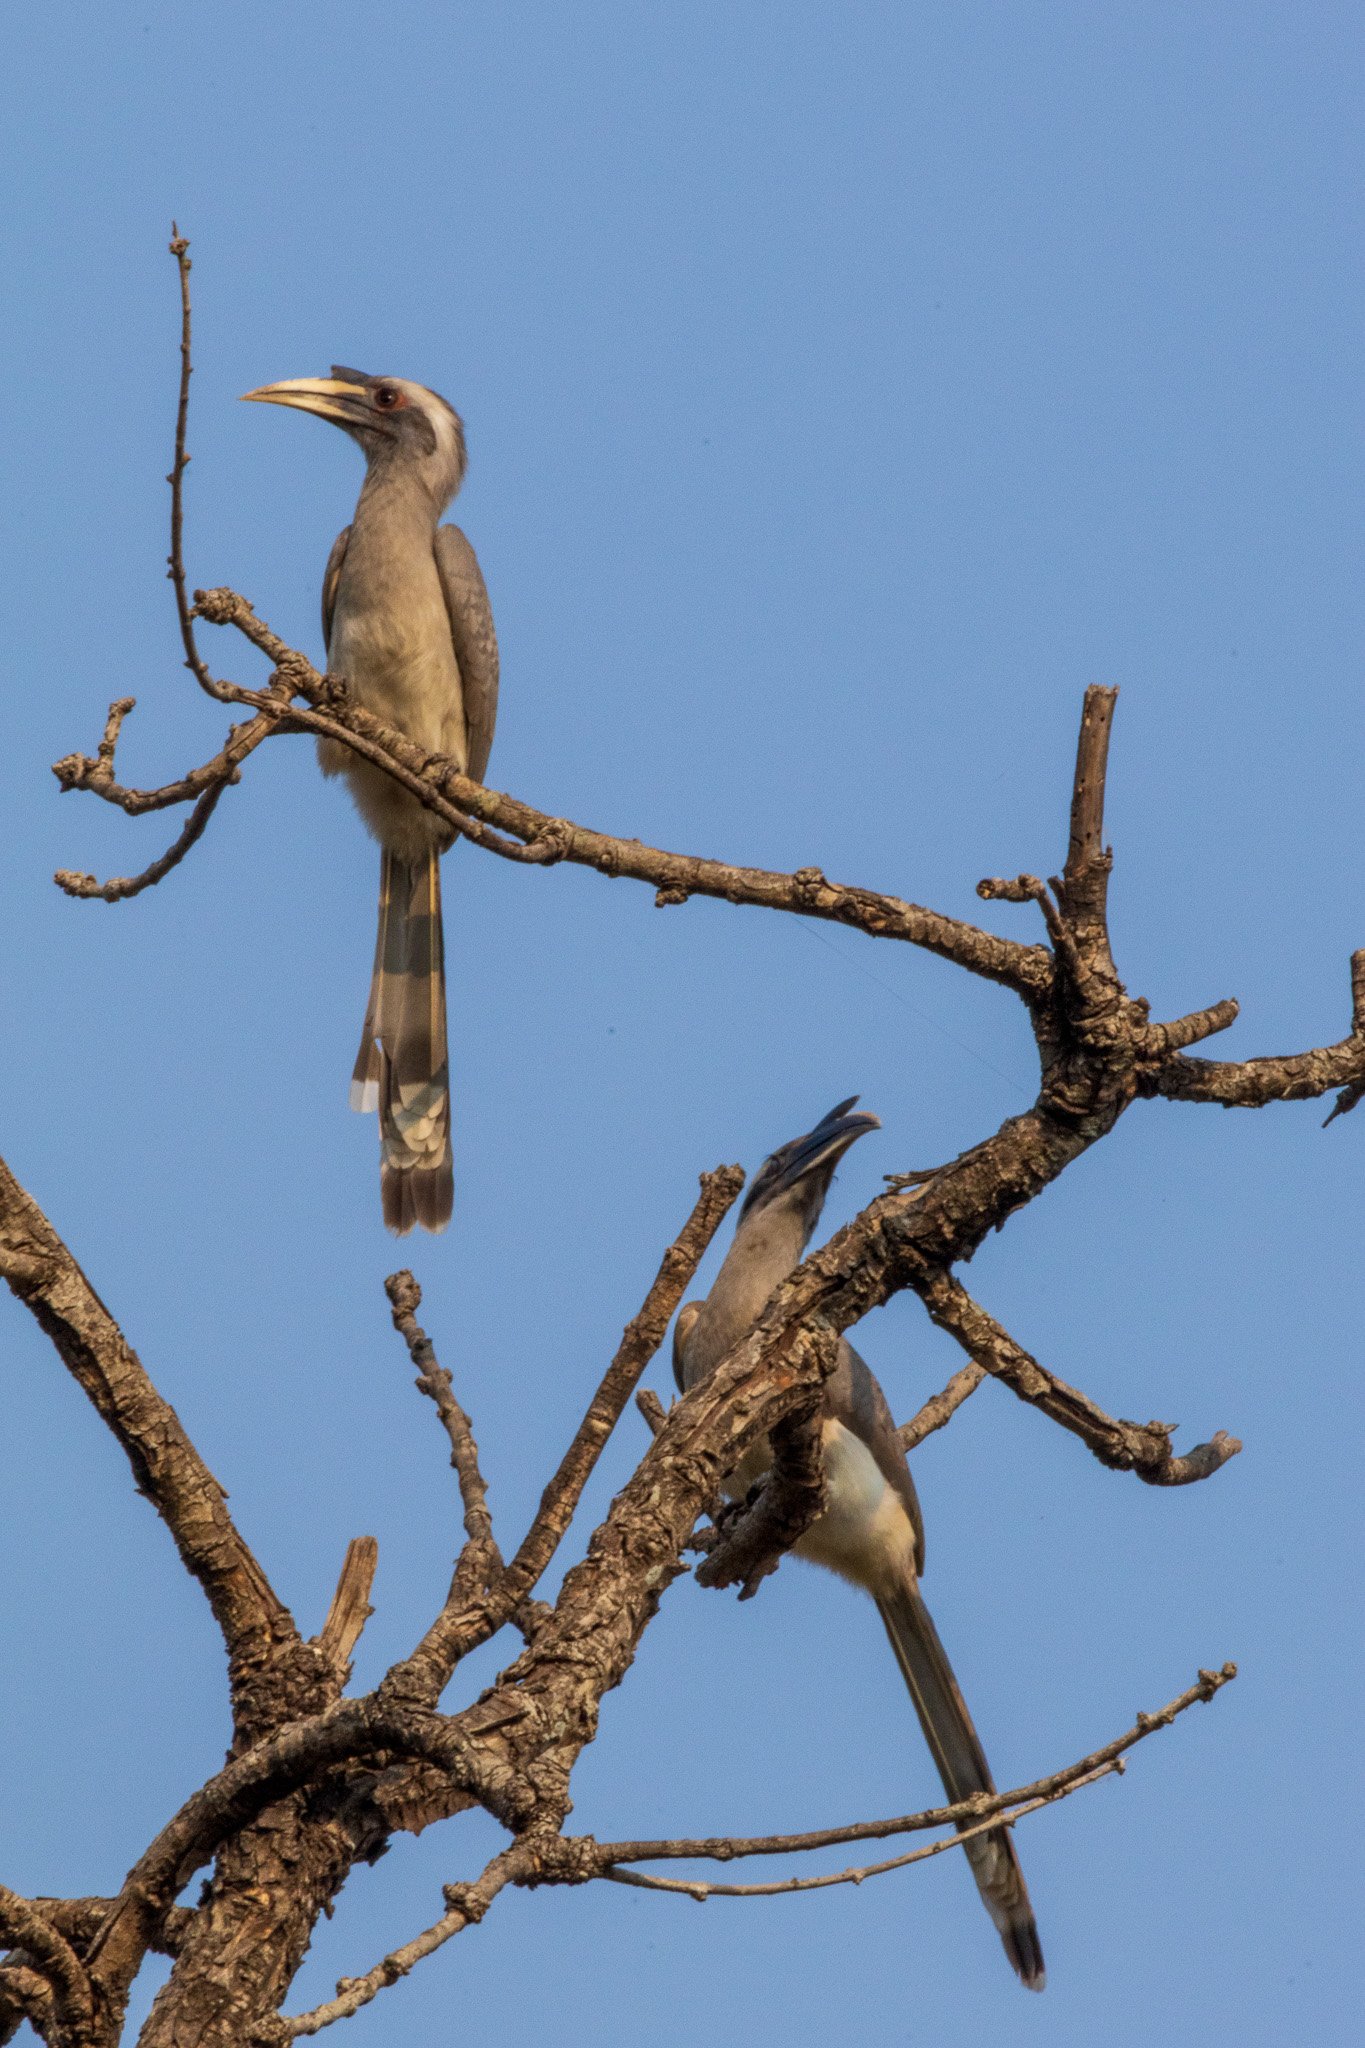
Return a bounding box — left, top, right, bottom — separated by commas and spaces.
321, 543, 468, 858
329, 572, 467, 767
728, 1418, 917, 1599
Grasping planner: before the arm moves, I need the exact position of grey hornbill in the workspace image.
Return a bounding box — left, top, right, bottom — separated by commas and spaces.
243, 369, 498, 1233
674, 1101, 1045, 1989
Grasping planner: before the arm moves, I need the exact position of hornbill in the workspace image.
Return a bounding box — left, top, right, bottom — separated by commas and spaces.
674, 1100, 1045, 1988
244, 369, 498, 1232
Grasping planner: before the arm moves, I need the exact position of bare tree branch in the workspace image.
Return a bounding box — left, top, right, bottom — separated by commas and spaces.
0, 1963, 53, 2045
381, 1165, 744, 1705
1147, 948, 1365, 1112
601, 1767, 1116, 1900
0, 1886, 94, 2045
592, 1661, 1235, 1869
897, 1360, 987, 1451
918, 1272, 1242, 1485
385, 1270, 501, 1614
693, 1400, 831, 1601
167, 231, 232, 707
61, 577, 1054, 999
14, 245, 1339, 2042
0, 1153, 296, 1709
314, 1538, 379, 1684
260, 1842, 530, 2042
55, 779, 229, 902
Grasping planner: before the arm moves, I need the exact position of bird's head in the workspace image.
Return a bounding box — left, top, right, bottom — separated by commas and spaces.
242, 367, 468, 511
738, 1097, 881, 1245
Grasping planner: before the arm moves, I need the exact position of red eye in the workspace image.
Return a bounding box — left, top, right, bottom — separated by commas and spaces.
373, 383, 404, 410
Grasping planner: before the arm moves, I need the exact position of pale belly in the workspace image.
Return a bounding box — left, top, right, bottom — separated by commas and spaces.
322, 579, 468, 862
728, 1418, 918, 1600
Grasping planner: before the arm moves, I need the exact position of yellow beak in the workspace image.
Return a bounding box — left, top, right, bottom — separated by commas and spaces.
240, 376, 370, 426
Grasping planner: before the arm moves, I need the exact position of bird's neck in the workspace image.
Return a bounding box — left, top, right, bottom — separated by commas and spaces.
353, 462, 444, 538
682, 1195, 811, 1385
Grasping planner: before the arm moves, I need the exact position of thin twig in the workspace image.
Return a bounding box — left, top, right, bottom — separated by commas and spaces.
385, 1269, 503, 1622
898, 1361, 987, 1451
594, 1662, 1235, 1872
55, 779, 228, 901
167, 230, 228, 703
264, 1843, 530, 2041
602, 1766, 1116, 1899
381, 1168, 744, 1705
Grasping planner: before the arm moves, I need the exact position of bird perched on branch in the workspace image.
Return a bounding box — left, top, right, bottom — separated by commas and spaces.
243, 368, 498, 1233
674, 1100, 1045, 1988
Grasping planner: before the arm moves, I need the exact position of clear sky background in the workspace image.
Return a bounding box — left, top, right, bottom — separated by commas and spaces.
2, 4, 1362, 2042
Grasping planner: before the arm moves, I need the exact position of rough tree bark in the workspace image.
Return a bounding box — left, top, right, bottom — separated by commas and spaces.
3, 234, 1356, 2046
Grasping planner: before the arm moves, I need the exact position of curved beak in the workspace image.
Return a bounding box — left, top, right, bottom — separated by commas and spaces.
755, 1099, 881, 1211
240, 376, 371, 427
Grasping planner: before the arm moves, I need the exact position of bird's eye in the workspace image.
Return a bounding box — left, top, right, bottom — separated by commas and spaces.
373, 384, 403, 410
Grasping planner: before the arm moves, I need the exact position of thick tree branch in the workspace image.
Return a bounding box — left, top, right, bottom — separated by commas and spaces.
83, 1696, 538, 2011
693, 1399, 831, 1601
917, 1272, 1241, 1484
0, 1886, 94, 2045
0, 1154, 295, 1708
1146, 950, 1365, 1112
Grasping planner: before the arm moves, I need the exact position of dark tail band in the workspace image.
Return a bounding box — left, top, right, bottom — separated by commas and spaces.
877, 1576, 1045, 1990
352, 849, 453, 1234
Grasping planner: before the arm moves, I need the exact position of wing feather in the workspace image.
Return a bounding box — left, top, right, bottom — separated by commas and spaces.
434, 524, 499, 783
321, 525, 351, 658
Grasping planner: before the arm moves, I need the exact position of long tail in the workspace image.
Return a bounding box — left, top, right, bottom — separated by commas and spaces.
351, 849, 453, 1235
876, 1576, 1045, 1990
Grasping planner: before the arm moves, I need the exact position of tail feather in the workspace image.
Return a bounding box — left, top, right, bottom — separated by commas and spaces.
876, 1577, 1045, 1990
352, 849, 453, 1234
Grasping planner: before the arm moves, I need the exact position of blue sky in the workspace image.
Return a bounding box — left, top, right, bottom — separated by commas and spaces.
2, 3, 1363, 2040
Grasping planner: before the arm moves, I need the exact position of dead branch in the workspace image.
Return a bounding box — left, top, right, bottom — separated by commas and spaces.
601, 1768, 1115, 1900
12, 237, 1349, 2045
55, 779, 229, 901
592, 1661, 1234, 1869
0, 1153, 295, 1714
1145, 948, 1365, 1110
693, 1399, 831, 1600
260, 1841, 530, 2042
0, 1887, 93, 2044
167, 231, 231, 706
384, 1270, 502, 1613
380, 1165, 744, 1706
314, 1538, 379, 1683
898, 1360, 987, 1451
636, 1386, 669, 1435
918, 1272, 1242, 1484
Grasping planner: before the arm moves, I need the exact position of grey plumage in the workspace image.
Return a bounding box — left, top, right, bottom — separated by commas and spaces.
245, 368, 498, 1232
674, 1101, 1045, 1990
